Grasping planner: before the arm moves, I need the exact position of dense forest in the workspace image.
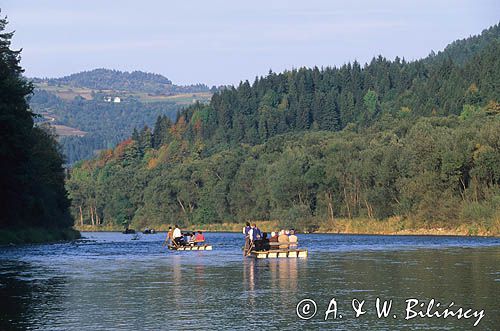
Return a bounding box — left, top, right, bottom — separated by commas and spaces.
0, 15, 76, 243
67, 23, 500, 233
31, 90, 182, 163
32, 68, 210, 94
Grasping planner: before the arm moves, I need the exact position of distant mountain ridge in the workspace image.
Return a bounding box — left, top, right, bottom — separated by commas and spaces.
29, 68, 213, 164
32, 68, 210, 94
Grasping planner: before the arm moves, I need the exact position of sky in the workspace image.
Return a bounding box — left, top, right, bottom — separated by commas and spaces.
1, 0, 499, 86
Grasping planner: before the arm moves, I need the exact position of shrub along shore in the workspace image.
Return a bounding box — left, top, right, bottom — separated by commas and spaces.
0, 228, 81, 246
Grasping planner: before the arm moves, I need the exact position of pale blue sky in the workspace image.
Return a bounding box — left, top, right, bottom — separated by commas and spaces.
2, 0, 499, 86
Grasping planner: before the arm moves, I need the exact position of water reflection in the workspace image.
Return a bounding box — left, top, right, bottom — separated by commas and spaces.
243, 257, 256, 308
243, 256, 255, 294
243, 257, 300, 301
268, 258, 299, 293
171, 254, 183, 310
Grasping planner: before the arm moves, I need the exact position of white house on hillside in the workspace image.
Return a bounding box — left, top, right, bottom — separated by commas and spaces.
104, 96, 121, 103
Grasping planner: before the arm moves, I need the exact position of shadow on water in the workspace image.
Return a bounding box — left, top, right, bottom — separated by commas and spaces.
0, 261, 67, 331
0, 232, 498, 330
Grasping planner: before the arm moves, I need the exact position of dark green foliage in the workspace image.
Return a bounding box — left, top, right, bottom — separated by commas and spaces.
174, 24, 499, 146
0, 15, 73, 230
152, 115, 172, 148
67, 111, 500, 229
0, 227, 80, 245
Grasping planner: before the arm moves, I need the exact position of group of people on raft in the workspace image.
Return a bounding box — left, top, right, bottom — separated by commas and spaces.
243, 222, 298, 253
163, 224, 205, 247
162, 223, 298, 252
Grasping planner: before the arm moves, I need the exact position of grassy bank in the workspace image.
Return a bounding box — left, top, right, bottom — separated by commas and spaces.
315, 217, 500, 237
0, 227, 81, 246
76, 224, 126, 232
75, 217, 499, 237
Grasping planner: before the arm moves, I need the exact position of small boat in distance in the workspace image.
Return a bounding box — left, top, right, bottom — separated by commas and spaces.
143, 228, 156, 234
122, 221, 135, 234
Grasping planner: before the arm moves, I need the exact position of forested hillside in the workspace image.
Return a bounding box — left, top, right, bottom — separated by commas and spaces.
29, 66, 216, 164
30, 90, 182, 163
33, 68, 210, 94
0, 16, 77, 243
67, 24, 500, 233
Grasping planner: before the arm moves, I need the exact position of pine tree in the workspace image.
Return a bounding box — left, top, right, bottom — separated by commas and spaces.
139, 126, 152, 151
131, 127, 140, 142
320, 91, 341, 131
0, 14, 72, 229
152, 115, 164, 148
152, 115, 172, 148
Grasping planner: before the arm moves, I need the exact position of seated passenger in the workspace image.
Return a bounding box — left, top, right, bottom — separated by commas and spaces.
269, 231, 278, 242
269, 231, 278, 249
289, 229, 298, 248
249, 224, 262, 250
258, 232, 270, 251
278, 230, 289, 249
188, 232, 196, 245
195, 230, 205, 242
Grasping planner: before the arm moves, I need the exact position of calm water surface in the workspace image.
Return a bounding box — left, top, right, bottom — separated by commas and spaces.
1, 232, 499, 330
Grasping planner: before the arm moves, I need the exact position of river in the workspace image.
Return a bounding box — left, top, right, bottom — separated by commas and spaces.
1, 232, 499, 330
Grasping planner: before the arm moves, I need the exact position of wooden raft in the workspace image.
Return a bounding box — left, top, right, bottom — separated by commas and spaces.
168, 244, 213, 251
250, 249, 308, 259
249, 242, 307, 258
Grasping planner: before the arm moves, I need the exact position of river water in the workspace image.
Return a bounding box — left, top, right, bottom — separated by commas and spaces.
0, 232, 499, 330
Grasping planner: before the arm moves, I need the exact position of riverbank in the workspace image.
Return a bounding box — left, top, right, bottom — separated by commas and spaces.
75, 217, 499, 237
315, 217, 499, 237
0, 227, 81, 246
